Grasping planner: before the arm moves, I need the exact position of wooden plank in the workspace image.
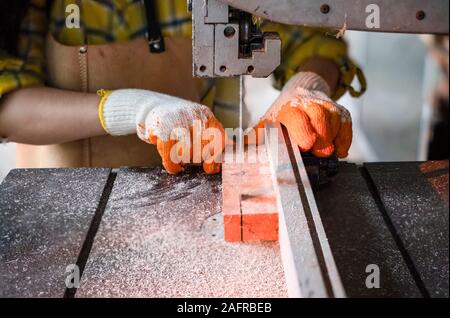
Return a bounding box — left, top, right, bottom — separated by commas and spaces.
222, 144, 278, 242
364, 161, 449, 297
0, 168, 111, 297
265, 123, 345, 298
289, 131, 346, 298
315, 163, 422, 298
77, 166, 287, 297
241, 196, 278, 241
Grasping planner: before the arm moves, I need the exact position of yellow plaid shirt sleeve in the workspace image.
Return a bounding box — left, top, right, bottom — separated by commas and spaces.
0, 0, 193, 98
0, 0, 48, 98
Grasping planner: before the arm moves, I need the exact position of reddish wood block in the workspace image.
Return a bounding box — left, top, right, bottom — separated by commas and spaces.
223, 184, 242, 242
242, 194, 279, 241
222, 145, 279, 242
242, 214, 279, 241
224, 214, 242, 242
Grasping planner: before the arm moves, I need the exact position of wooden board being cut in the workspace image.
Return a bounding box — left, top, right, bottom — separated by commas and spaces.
222, 145, 279, 242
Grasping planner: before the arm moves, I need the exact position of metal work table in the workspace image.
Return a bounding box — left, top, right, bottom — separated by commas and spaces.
0, 161, 448, 298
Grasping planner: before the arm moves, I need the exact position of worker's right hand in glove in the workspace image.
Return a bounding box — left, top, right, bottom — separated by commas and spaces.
97, 89, 226, 175
256, 72, 352, 158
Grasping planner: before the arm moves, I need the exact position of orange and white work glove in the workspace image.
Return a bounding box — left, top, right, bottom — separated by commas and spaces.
258, 72, 352, 158
98, 89, 225, 174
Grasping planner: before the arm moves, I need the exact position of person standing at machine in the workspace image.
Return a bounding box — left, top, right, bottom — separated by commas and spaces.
0, 0, 365, 174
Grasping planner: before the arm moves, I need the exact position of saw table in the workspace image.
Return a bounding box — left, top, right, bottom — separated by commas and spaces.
0, 160, 448, 298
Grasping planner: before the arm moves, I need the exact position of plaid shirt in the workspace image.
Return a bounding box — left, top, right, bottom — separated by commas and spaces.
0, 0, 365, 127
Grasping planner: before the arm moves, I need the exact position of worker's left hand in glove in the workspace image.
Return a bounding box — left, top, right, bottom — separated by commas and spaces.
255, 72, 352, 158
98, 89, 226, 174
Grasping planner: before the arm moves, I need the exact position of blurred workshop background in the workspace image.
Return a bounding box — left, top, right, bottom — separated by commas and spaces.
1, 31, 448, 182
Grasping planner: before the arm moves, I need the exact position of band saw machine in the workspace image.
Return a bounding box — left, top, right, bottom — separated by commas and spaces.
0, 0, 448, 298
190, 0, 449, 297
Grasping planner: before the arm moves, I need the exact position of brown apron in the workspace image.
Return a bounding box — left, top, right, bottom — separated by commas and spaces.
16, 34, 201, 168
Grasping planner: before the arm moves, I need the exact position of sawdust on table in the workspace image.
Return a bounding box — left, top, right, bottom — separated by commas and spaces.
77, 167, 287, 298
